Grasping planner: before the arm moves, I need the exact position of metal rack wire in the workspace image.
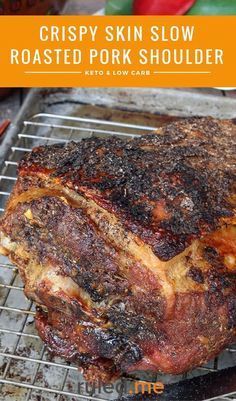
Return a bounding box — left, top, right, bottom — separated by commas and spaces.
0, 113, 236, 401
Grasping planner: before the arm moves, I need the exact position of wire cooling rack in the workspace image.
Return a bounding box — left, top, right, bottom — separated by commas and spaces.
0, 113, 236, 401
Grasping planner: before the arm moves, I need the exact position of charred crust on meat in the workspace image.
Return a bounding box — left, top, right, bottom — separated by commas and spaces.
19, 117, 235, 261
1, 117, 236, 382
187, 267, 205, 284
84, 327, 142, 365
228, 297, 236, 329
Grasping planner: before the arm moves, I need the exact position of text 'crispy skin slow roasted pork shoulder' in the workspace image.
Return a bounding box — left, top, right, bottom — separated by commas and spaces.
0, 117, 235, 383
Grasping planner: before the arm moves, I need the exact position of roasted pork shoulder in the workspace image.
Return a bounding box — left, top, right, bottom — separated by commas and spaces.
0, 117, 235, 383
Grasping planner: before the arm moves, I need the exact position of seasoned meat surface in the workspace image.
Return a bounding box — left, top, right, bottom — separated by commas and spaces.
17, 117, 236, 260
0, 117, 235, 383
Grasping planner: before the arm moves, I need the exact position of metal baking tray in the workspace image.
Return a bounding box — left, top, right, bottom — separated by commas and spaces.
0, 87, 236, 401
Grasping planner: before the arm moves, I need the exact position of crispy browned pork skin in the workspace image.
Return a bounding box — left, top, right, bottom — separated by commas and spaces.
0, 117, 236, 383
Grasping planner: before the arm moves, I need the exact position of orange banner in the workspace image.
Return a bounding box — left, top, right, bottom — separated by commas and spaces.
0, 16, 235, 87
